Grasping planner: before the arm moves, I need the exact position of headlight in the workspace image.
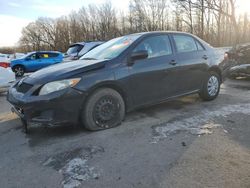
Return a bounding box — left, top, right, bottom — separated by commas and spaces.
39, 78, 81, 95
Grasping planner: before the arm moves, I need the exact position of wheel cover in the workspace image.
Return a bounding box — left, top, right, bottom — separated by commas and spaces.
15, 67, 24, 76
93, 96, 120, 128
207, 75, 219, 97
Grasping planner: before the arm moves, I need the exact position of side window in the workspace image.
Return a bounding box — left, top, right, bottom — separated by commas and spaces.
30, 54, 37, 60
38, 53, 49, 59
48, 53, 58, 58
173, 35, 198, 53
196, 40, 205, 51
133, 35, 172, 59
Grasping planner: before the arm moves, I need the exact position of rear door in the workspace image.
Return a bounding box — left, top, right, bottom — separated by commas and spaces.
37, 53, 53, 69
171, 34, 208, 93
48, 53, 60, 64
128, 34, 181, 106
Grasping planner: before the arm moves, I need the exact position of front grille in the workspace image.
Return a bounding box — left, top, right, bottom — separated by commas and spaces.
16, 82, 33, 93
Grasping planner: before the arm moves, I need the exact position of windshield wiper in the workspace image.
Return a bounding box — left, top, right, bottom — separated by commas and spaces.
81, 57, 97, 60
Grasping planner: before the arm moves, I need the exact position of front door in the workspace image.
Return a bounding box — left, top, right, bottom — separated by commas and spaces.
26, 53, 40, 71
128, 34, 180, 107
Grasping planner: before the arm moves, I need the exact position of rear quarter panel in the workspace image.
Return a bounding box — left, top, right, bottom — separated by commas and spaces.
54, 53, 63, 64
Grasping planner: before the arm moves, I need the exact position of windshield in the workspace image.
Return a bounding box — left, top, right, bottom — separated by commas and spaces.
81, 35, 141, 60
66, 45, 84, 55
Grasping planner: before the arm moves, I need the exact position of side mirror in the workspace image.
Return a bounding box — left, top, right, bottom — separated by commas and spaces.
130, 50, 148, 62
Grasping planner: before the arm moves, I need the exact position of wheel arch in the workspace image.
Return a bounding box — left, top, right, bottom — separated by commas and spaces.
12, 64, 26, 71
84, 81, 131, 112
208, 66, 222, 83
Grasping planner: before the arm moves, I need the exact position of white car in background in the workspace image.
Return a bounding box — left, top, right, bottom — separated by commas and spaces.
9, 53, 25, 60
0, 53, 10, 62
0, 62, 15, 93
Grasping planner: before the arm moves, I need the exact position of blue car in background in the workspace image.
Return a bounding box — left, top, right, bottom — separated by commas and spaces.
11, 51, 63, 77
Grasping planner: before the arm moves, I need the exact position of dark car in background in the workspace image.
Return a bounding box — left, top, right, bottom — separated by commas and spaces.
7, 32, 226, 132
64, 41, 104, 62
11, 51, 63, 77
225, 43, 250, 78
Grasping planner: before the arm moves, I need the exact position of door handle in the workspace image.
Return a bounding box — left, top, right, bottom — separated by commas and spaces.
202, 55, 208, 60
169, 60, 177, 66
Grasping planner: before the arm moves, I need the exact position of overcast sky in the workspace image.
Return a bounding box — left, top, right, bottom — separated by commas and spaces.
0, 0, 129, 47
0, 0, 249, 47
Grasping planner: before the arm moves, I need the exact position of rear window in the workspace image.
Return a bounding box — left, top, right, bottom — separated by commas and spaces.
67, 45, 84, 55
173, 35, 198, 53
48, 53, 59, 57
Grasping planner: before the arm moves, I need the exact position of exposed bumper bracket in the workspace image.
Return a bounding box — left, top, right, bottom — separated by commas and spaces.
11, 107, 28, 133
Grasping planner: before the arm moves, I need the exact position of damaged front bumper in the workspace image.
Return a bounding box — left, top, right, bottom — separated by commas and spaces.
7, 85, 87, 126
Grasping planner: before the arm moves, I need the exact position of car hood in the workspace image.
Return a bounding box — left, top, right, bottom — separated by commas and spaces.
64, 52, 78, 58
63, 55, 78, 62
11, 58, 22, 64
24, 59, 107, 85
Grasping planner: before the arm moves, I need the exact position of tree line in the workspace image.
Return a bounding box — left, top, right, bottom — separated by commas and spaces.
11, 0, 250, 53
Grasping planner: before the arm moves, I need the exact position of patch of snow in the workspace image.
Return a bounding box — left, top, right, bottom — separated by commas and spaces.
189, 123, 222, 135
42, 157, 55, 166
42, 146, 104, 188
60, 158, 99, 188
152, 103, 250, 143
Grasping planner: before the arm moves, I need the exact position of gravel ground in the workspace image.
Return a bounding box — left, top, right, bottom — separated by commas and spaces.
0, 78, 250, 188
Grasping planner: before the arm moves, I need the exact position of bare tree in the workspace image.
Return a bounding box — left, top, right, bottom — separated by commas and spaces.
18, 0, 250, 52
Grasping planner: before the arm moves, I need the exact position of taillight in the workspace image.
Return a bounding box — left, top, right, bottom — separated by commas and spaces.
0, 62, 10, 68
224, 53, 229, 60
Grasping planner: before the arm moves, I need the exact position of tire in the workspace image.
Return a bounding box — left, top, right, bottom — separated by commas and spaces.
199, 71, 221, 101
13, 65, 25, 77
82, 88, 125, 131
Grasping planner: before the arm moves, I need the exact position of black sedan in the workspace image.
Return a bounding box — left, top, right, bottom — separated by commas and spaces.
7, 32, 226, 132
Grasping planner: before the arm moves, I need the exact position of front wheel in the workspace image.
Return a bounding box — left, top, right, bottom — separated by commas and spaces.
81, 88, 125, 131
199, 71, 221, 101
13, 65, 25, 77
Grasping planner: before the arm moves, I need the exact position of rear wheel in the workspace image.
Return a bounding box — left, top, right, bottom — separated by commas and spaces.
199, 71, 220, 101
13, 65, 25, 77
82, 88, 125, 131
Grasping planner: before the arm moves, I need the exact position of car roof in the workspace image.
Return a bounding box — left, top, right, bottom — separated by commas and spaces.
31, 51, 61, 54
123, 31, 203, 41
124, 31, 212, 48
125, 31, 190, 37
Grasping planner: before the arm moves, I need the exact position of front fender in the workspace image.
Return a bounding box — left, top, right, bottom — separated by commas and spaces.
74, 70, 116, 92
74, 68, 133, 111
